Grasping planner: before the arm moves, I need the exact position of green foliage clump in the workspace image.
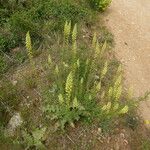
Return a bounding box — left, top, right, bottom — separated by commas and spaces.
42, 22, 130, 130
20, 127, 46, 150
89, 0, 112, 11
0, 0, 94, 52
142, 139, 150, 150
0, 33, 19, 53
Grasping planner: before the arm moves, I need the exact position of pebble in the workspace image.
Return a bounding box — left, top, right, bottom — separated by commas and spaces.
124, 139, 129, 145
98, 128, 102, 134
5, 112, 23, 137
12, 80, 17, 86
120, 133, 125, 138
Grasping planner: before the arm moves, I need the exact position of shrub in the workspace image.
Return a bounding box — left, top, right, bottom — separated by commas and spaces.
89, 0, 112, 11
42, 22, 129, 130
20, 127, 46, 150
1, 0, 94, 52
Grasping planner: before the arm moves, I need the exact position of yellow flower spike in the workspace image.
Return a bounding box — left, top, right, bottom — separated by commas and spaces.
72, 40, 77, 53
26, 31, 33, 62
58, 94, 64, 104
101, 41, 107, 55
64, 20, 71, 44
63, 62, 69, 68
114, 75, 122, 88
55, 65, 59, 74
101, 61, 108, 79
144, 120, 150, 125
119, 105, 129, 114
64, 21, 70, 37
108, 86, 113, 100
102, 104, 107, 111
117, 64, 122, 74
77, 59, 80, 68
96, 82, 101, 92
72, 24, 77, 42
73, 97, 79, 108
92, 32, 97, 48
26, 31, 32, 52
95, 40, 100, 57
102, 102, 111, 113
80, 78, 84, 84
115, 85, 122, 101
106, 102, 111, 110
65, 72, 73, 106
113, 103, 119, 111
68, 21, 71, 31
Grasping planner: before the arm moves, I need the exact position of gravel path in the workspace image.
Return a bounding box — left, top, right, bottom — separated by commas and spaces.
104, 0, 150, 123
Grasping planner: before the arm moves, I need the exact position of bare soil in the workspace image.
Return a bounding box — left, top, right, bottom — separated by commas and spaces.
104, 0, 150, 124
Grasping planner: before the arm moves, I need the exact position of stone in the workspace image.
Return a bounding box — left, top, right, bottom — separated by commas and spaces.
5, 112, 23, 137
98, 128, 102, 134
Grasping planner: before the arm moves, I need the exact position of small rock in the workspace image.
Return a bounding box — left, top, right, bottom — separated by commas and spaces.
97, 128, 102, 134
120, 133, 125, 139
124, 139, 128, 145
12, 80, 17, 86
5, 112, 23, 137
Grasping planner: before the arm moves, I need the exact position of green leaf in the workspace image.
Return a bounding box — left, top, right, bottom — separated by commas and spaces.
32, 127, 46, 142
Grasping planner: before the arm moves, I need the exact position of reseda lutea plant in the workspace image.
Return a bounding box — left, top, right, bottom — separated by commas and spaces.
42, 21, 129, 130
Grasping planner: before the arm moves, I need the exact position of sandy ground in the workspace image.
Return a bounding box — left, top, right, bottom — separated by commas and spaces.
104, 0, 150, 123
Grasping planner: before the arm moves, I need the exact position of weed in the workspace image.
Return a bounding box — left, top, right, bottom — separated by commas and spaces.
19, 127, 46, 150
42, 22, 130, 131
142, 139, 150, 150
26, 31, 34, 65
1, 0, 95, 52
0, 32, 19, 53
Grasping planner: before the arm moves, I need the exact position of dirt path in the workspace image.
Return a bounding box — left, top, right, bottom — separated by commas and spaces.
104, 0, 150, 123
